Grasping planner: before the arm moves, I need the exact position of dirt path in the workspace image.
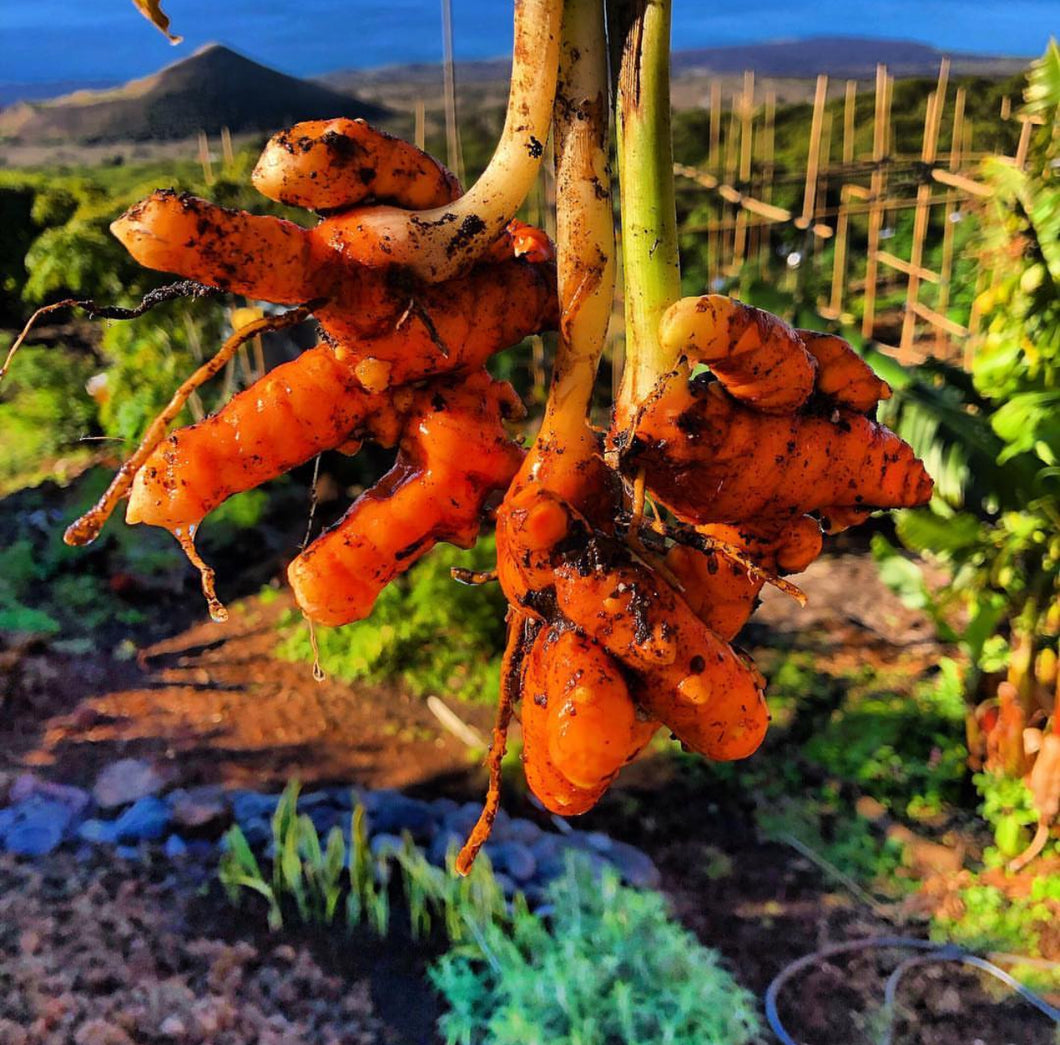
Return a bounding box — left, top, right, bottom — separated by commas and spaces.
5, 593, 493, 796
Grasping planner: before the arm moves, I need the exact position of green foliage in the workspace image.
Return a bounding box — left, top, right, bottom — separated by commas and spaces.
802, 676, 968, 818
22, 221, 133, 305
877, 44, 1060, 725
219, 779, 510, 940
97, 297, 229, 441
220, 781, 388, 933
221, 788, 761, 1045
973, 772, 1054, 865
276, 536, 507, 702
431, 857, 760, 1045
0, 343, 98, 491
694, 652, 964, 891
1, 153, 305, 489
0, 466, 185, 640
930, 877, 1060, 991
757, 792, 909, 888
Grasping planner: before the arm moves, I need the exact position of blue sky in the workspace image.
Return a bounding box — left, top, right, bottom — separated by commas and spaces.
1, 0, 1055, 85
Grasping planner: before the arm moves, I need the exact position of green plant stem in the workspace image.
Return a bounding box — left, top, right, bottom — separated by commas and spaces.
612, 0, 681, 429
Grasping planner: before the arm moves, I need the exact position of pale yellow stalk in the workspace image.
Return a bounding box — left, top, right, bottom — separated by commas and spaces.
355, 0, 564, 283
538, 0, 614, 452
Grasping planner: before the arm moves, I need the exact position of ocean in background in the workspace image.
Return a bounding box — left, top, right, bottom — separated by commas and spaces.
1, 0, 1054, 91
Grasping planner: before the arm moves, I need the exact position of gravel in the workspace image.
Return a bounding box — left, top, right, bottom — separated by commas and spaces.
0, 851, 394, 1045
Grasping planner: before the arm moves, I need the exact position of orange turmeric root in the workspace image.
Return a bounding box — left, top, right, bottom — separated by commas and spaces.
521, 625, 657, 815
252, 118, 462, 212
659, 295, 817, 413
125, 344, 398, 532
629, 378, 932, 524
797, 330, 891, 413
666, 516, 823, 641
112, 191, 326, 304
111, 191, 558, 391
551, 546, 769, 760
288, 372, 525, 626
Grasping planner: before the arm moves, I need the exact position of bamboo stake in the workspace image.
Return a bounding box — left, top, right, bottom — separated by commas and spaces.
936, 85, 966, 353
861, 63, 889, 339
707, 80, 722, 290
708, 80, 722, 172
414, 98, 426, 151
1015, 117, 1034, 168
828, 183, 854, 317
812, 107, 834, 290
220, 126, 234, 169
722, 97, 740, 273
911, 299, 968, 338
440, 0, 465, 185
843, 80, 857, 164
932, 168, 990, 196
899, 58, 949, 359
197, 130, 214, 185
759, 89, 776, 277
733, 70, 755, 271
883, 73, 894, 157
877, 250, 940, 282
683, 189, 967, 234
796, 74, 829, 230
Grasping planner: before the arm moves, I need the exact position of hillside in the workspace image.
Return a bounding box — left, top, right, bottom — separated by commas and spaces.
323, 35, 1029, 100
0, 45, 388, 144
670, 36, 1029, 78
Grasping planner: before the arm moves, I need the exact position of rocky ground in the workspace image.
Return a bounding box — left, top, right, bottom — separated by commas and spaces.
0, 849, 407, 1045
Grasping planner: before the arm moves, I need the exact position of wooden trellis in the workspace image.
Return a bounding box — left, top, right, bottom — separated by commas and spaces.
674, 59, 1036, 364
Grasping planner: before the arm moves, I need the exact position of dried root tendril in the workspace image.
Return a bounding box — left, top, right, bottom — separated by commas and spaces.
63, 300, 323, 548
455, 612, 534, 876
0, 281, 218, 387
615, 512, 809, 606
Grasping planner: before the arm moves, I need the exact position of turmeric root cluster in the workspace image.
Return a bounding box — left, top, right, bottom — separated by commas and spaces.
90, 118, 557, 625
491, 295, 932, 818
66, 112, 932, 865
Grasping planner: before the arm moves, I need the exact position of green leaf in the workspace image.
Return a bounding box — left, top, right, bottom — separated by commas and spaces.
992, 392, 1060, 462
895, 509, 981, 556
223, 826, 263, 880
298, 814, 324, 873
994, 814, 1030, 858
875, 553, 929, 611
1023, 38, 1060, 119
324, 826, 346, 884
960, 594, 1008, 664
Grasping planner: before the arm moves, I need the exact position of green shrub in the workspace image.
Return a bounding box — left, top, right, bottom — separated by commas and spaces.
0, 343, 97, 490
801, 668, 968, 819
973, 772, 1054, 866
930, 876, 1060, 992
276, 535, 507, 702
756, 785, 910, 890
431, 857, 761, 1045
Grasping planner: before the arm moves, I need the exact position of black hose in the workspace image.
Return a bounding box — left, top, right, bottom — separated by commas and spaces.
765, 935, 1060, 1045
